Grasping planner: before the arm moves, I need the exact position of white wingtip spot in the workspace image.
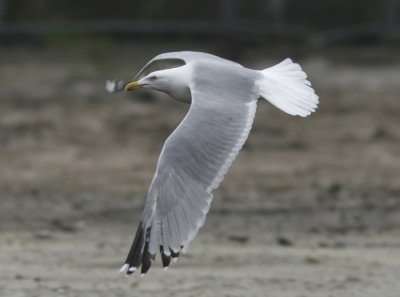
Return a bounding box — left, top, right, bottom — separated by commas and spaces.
119, 264, 129, 273
128, 266, 137, 273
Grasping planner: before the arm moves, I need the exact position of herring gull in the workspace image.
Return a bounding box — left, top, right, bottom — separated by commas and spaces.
106, 51, 319, 275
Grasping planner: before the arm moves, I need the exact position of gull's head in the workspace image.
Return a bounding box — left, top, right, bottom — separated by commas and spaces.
125, 66, 189, 92
124, 66, 191, 103
124, 70, 167, 92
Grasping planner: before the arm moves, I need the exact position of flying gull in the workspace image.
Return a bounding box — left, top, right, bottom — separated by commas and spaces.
106, 51, 319, 275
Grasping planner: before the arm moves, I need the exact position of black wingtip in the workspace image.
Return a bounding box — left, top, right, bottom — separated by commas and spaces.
123, 222, 158, 276
162, 254, 171, 268
170, 248, 180, 259
123, 222, 184, 275
123, 222, 145, 275
126, 265, 137, 275
140, 241, 152, 274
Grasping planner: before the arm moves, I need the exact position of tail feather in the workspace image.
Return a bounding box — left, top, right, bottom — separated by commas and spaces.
257, 58, 319, 117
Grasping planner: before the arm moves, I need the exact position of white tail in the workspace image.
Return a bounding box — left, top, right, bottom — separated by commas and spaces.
257, 58, 319, 117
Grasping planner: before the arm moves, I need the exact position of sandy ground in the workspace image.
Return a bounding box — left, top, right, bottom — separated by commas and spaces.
1, 43, 400, 297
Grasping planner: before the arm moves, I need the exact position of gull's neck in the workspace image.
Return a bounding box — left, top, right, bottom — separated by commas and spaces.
159, 64, 192, 103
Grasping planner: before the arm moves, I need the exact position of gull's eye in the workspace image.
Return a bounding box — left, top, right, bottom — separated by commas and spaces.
149, 75, 157, 81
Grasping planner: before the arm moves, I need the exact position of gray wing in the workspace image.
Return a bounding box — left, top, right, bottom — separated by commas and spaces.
122, 63, 258, 275
134, 51, 242, 80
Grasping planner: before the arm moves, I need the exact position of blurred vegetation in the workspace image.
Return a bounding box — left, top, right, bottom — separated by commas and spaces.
240, 0, 386, 28
285, 0, 385, 29
3, 0, 219, 21
2, 0, 393, 29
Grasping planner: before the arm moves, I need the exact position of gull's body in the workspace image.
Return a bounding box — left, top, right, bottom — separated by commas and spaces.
111, 51, 319, 275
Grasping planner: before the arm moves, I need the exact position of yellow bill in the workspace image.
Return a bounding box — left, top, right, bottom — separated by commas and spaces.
124, 81, 144, 91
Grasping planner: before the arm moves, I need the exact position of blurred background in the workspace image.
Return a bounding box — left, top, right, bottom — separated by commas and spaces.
1, 1, 400, 297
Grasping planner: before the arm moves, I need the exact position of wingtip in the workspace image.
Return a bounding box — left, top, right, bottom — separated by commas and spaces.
128, 266, 137, 273
119, 263, 129, 274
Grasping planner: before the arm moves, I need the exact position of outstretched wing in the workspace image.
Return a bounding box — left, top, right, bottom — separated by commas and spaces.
121, 62, 259, 275
134, 58, 186, 80
134, 51, 242, 81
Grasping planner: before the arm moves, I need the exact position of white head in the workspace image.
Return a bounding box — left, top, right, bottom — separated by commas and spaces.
124, 66, 191, 102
